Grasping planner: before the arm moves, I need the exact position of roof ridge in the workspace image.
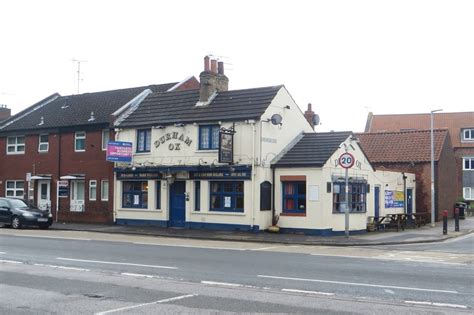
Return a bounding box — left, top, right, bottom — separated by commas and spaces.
356, 129, 448, 136
62, 82, 178, 98
372, 111, 474, 117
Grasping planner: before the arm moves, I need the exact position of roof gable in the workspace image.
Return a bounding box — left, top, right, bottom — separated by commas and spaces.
273, 131, 352, 167
118, 85, 283, 128
356, 129, 449, 163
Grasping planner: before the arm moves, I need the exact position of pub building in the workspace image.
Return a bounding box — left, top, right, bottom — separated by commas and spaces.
112, 56, 314, 230
112, 56, 416, 234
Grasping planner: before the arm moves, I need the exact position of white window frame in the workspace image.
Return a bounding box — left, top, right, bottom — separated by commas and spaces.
5, 180, 24, 198
463, 187, 474, 200
89, 180, 97, 201
462, 128, 474, 141
463, 157, 474, 170
101, 180, 109, 201
38, 134, 49, 152
102, 129, 109, 151
75, 131, 86, 152
6, 136, 25, 154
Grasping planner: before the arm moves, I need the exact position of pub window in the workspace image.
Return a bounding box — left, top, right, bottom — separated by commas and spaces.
38, 134, 49, 152
199, 125, 220, 150
75, 131, 86, 152
156, 181, 161, 209
122, 181, 148, 209
195, 181, 201, 211
282, 181, 306, 214
7, 136, 25, 154
260, 181, 272, 211
6, 180, 24, 197
333, 181, 367, 213
210, 181, 244, 212
136, 129, 151, 153
463, 187, 474, 200
89, 180, 97, 201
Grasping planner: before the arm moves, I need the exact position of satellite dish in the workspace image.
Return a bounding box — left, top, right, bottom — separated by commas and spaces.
312, 114, 320, 126
270, 114, 283, 125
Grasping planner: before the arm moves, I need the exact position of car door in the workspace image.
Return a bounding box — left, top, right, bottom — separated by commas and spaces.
0, 199, 11, 223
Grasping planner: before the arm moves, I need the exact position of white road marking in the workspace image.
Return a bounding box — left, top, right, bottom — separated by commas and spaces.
13, 234, 91, 241
133, 242, 246, 251
384, 289, 395, 294
405, 300, 467, 309
56, 257, 178, 269
249, 246, 279, 251
33, 263, 90, 272
257, 275, 459, 294
0, 251, 6, 254
310, 253, 466, 265
95, 294, 196, 315
121, 272, 156, 278
201, 281, 243, 287
0, 259, 23, 264
282, 288, 334, 296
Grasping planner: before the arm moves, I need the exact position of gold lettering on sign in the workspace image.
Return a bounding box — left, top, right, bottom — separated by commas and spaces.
153, 131, 193, 149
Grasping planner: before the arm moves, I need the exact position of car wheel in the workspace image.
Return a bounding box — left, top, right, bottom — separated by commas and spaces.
11, 216, 22, 229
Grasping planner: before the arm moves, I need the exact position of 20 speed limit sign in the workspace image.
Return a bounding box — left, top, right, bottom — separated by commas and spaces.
338, 152, 355, 169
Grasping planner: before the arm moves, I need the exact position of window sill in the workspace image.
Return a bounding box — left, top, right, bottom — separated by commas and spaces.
194, 211, 245, 216
195, 149, 218, 153
332, 211, 367, 214
119, 208, 163, 212
6, 152, 25, 155
280, 212, 306, 217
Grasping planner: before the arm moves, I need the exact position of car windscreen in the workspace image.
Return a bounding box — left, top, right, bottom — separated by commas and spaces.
8, 199, 29, 208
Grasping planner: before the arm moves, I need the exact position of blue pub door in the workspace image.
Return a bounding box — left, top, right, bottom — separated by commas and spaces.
374, 186, 380, 219
169, 181, 186, 227
407, 188, 413, 214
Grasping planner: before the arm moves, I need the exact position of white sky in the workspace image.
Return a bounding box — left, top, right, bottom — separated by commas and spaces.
1, 0, 473, 132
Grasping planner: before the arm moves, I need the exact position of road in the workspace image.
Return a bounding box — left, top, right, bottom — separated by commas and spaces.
1, 228, 473, 314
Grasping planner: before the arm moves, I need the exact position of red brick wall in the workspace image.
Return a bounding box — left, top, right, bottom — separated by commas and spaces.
437, 136, 460, 216
0, 129, 115, 224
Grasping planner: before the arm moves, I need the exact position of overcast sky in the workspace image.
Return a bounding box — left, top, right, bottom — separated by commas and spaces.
1, 0, 473, 132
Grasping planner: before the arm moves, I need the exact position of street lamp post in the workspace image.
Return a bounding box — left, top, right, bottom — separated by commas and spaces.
431, 109, 442, 227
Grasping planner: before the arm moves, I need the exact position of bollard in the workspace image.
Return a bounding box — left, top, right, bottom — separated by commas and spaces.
454, 207, 460, 232
442, 210, 448, 235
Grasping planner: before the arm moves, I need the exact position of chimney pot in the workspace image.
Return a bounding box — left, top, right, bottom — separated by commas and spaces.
304, 103, 316, 130
204, 56, 210, 72
210, 59, 217, 74
218, 61, 224, 75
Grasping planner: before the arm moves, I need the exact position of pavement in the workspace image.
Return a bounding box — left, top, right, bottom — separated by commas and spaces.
49, 216, 474, 246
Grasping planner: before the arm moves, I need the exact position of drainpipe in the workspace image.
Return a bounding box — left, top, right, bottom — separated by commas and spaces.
56, 132, 61, 223
250, 120, 257, 230
403, 172, 407, 214
272, 165, 275, 225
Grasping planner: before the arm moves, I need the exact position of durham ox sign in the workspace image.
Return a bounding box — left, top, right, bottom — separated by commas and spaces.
154, 131, 192, 151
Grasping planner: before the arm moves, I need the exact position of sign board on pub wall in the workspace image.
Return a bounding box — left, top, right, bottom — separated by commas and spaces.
384, 190, 404, 208
219, 128, 234, 164
107, 141, 133, 162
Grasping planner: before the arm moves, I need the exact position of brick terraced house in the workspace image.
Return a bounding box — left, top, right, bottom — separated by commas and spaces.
0, 78, 199, 223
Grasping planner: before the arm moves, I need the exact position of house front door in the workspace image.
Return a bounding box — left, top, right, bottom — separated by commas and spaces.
37, 180, 51, 211
374, 186, 380, 218
70, 180, 85, 212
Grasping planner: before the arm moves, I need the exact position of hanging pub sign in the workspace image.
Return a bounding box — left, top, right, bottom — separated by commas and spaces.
219, 127, 235, 164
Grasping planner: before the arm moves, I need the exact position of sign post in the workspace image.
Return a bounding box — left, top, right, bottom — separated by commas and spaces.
339, 151, 354, 238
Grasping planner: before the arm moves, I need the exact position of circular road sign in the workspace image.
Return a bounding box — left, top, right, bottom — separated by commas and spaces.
339, 152, 355, 169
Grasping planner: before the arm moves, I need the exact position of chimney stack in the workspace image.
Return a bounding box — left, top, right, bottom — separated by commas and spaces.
199, 55, 229, 104
304, 103, 316, 130
0, 104, 11, 122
